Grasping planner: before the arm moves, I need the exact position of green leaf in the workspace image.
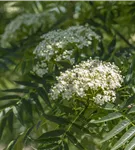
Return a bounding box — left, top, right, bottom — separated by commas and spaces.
22, 99, 33, 118
72, 123, 90, 134
91, 112, 122, 123
8, 111, 14, 133
38, 143, 59, 150
36, 129, 65, 140
124, 137, 135, 150
0, 100, 18, 110
30, 92, 44, 114
3, 141, 14, 150
29, 73, 43, 84
108, 36, 116, 53
113, 56, 121, 67
12, 127, 34, 150
23, 125, 35, 144
37, 87, 51, 107
0, 116, 7, 139
4, 126, 34, 150
2, 88, 29, 93
111, 126, 135, 150
58, 104, 75, 114
44, 114, 69, 125
128, 106, 135, 114
0, 95, 20, 101
101, 119, 130, 143
21, 61, 26, 74
13, 106, 24, 125
66, 132, 84, 150
63, 141, 69, 150
36, 137, 61, 143
56, 60, 72, 68
122, 94, 135, 108
14, 80, 37, 88
102, 103, 116, 111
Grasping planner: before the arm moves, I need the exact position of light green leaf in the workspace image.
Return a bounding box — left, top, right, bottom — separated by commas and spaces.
124, 137, 135, 150
111, 126, 135, 150
91, 112, 122, 123
102, 103, 117, 111
128, 106, 135, 114
101, 119, 130, 143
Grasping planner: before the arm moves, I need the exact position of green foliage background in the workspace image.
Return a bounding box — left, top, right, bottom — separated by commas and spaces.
0, 1, 135, 150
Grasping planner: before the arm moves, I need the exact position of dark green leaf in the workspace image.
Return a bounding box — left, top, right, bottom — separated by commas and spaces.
36, 129, 65, 140
108, 36, 116, 53
37, 87, 51, 107
58, 104, 75, 114
22, 99, 33, 118
38, 143, 59, 150
30, 92, 44, 114
2, 88, 29, 93
0, 95, 20, 101
63, 141, 69, 150
44, 114, 69, 125
36, 137, 60, 143
0, 117, 7, 139
122, 94, 135, 108
13, 106, 24, 125
56, 60, 72, 68
0, 100, 18, 110
14, 80, 38, 88
66, 132, 84, 150
23, 125, 35, 144
21, 61, 26, 74
8, 111, 14, 133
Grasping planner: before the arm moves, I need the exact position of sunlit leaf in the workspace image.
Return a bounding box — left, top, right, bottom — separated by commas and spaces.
111, 126, 135, 150
90, 112, 122, 123
101, 119, 130, 143
124, 137, 135, 150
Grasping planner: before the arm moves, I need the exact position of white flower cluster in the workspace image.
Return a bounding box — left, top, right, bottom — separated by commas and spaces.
49, 59, 123, 105
33, 26, 100, 77
1, 12, 56, 48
